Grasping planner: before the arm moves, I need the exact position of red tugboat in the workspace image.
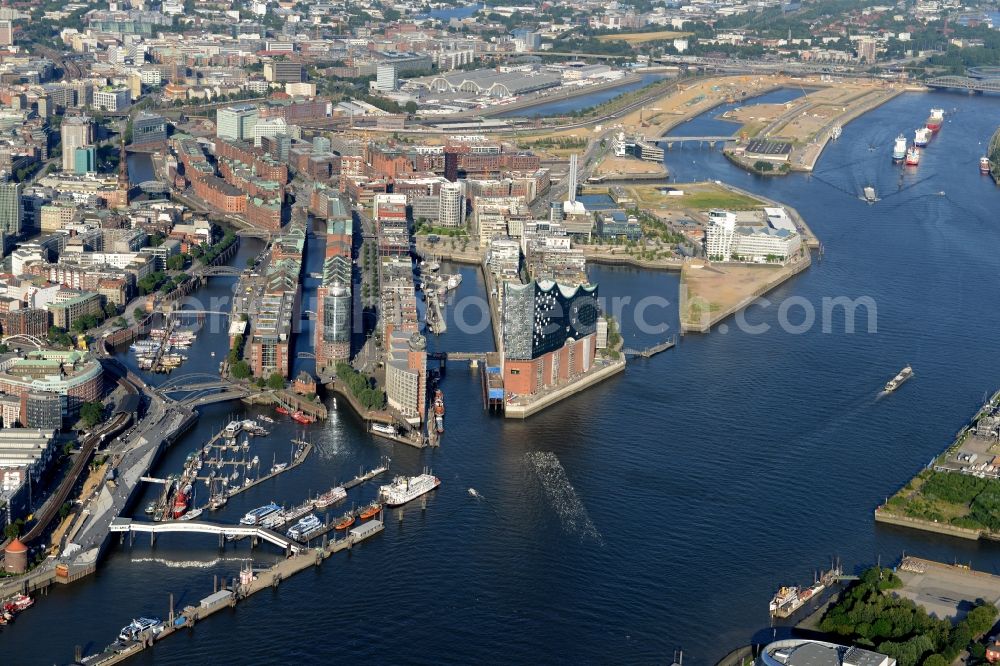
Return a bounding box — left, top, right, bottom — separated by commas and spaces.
275, 406, 289, 415
291, 410, 314, 425
334, 512, 355, 530
433, 389, 445, 434
359, 502, 382, 520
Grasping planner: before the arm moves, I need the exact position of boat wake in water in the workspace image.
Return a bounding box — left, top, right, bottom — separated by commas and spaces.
524, 452, 603, 545
129, 556, 254, 569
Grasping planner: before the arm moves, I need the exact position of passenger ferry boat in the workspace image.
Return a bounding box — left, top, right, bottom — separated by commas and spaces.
287, 514, 323, 540
371, 422, 397, 437
379, 472, 441, 507
240, 502, 281, 525
118, 617, 163, 643
314, 486, 346, 508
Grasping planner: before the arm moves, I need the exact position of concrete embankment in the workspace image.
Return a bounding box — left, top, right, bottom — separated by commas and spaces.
795, 88, 906, 172
584, 252, 685, 271
476, 74, 644, 119
873, 509, 982, 540
505, 360, 626, 419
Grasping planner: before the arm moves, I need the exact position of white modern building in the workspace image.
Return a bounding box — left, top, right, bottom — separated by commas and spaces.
253, 116, 288, 148
487, 237, 520, 279
759, 640, 895, 666
0, 429, 58, 481
94, 87, 131, 112
438, 181, 465, 227
216, 104, 258, 142
704, 209, 801, 263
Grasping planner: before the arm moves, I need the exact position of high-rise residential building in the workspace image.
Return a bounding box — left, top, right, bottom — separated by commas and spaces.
216, 104, 258, 141
375, 64, 398, 92
857, 37, 877, 62
36, 95, 51, 118
444, 148, 459, 182
0, 181, 23, 240
385, 330, 427, 425
438, 181, 465, 228
74, 146, 97, 174
0, 20, 13, 47
61, 115, 94, 171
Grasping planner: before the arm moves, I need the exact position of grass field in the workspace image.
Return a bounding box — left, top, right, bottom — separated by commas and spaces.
597, 30, 691, 44
626, 183, 763, 212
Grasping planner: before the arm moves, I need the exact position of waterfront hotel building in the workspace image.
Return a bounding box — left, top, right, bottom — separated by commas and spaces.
501, 280, 599, 397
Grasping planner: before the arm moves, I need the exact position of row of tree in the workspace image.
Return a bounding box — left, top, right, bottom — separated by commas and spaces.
819, 566, 997, 665
335, 362, 385, 411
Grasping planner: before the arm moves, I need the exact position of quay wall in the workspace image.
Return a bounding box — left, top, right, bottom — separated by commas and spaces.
476, 73, 644, 119
796, 88, 905, 172
505, 360, 626, 419
873, 509, 982, 541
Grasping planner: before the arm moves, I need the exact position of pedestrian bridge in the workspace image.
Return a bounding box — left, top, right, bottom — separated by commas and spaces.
110, 518, 302, 553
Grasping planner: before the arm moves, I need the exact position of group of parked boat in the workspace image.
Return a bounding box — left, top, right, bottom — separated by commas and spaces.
129, 328, 196, 372
419, 260, 463, 295
892, 109, 944, 167
143, 419, 305, 520
238, 496, 383, 543
274, 405, 315, 425
0, 593, 33, 626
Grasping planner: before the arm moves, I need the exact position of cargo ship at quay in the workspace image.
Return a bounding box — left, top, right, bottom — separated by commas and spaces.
769, 564, 843, 619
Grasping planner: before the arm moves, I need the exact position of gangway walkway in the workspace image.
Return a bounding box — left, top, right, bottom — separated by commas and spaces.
109, 517, 303, 553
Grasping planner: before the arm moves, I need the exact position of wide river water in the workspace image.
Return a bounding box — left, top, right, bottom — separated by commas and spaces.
6, 89, 1000, 664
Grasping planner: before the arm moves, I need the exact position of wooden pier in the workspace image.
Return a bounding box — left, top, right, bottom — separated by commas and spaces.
198, 442, 312, 511
622, 335, 678, 358
340, 458, 390, 491
77, 520, 386, 665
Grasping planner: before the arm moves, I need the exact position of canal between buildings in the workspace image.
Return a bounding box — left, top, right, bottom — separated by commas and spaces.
7, 89, 1000, 663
